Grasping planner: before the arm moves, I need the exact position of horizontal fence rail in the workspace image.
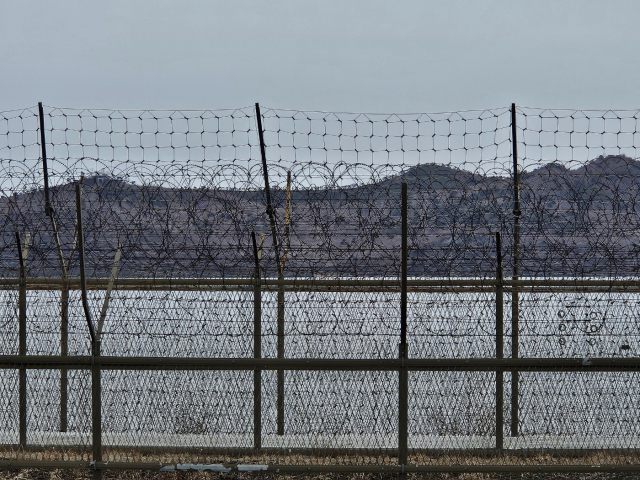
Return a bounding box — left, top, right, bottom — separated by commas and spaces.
2, 355, 640, 370
3, 102, 640, 478
6, 277, 640, 290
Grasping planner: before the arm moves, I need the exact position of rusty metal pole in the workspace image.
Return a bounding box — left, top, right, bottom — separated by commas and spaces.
38, 102, 70, 432
255, 103, 286, 435
60, 286, 69, 432
75, 184, 101, 480
38, 102, 52, 218
495, 232, 504, 450
252, 232, 262, 450
398, 183, 408, 479
510, 103, 521, 437
16, 233, 27, 448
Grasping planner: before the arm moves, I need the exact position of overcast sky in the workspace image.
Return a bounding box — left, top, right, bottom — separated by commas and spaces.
2, 0, 639, 113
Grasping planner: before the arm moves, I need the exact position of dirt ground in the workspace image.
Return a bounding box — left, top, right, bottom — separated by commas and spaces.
1, 470, 640, 480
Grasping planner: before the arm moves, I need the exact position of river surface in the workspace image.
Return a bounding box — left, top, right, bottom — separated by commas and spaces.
1, 287, 640, 449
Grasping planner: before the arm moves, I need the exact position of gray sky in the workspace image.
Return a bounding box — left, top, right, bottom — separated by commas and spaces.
2, 0, 640, 113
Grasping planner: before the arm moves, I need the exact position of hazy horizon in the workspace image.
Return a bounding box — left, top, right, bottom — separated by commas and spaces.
2, 1, 640, 113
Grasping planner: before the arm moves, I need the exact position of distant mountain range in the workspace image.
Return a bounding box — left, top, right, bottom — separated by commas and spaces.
2, 154, 640, 278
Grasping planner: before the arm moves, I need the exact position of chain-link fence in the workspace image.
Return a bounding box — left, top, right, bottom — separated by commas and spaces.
2, 103, 640, 477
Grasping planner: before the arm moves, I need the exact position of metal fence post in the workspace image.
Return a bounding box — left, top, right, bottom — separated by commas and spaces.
495, 232, 504, 450
60, 284, 69, 432
91, 345, 101, 480
255, 103, 286, 435
16, 233, 27, 449
252, 232, 262, 450
38, 102, 52, 218
38, 102, 71, 432
75, 184, 101, 480
510, 103, 521, 437
398, 182, 408, 479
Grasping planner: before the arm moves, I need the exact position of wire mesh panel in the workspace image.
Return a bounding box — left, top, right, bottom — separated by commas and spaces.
258, 106, 512, 279
0, 106, 41, 248
0, 288, 19, 355
518, 289, 640, 358
0, 368, 18, 444
264, 370, 399, 452
97, 289, 255, 358
409, 290, 502, 358
516, 370, 640, 443
27, 105, 263, 279
517, 107, 640, 278
101, 370, 254, 455
409, 371, 497, 448
260, 290, 401, 360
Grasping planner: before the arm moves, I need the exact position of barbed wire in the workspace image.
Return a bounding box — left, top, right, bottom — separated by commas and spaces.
1, 105, 505, 279
4, 104, 640, 280
3, 103, 640, 472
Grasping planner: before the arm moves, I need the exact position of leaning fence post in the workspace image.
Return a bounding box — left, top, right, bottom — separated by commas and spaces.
510, 103, 521, 437
75, 183, 101, 480
255, 103, 286, 435
495, 232, 504, 450
97, 244, 121, 337
16, 233, 27, 449
38, 103, 67, 271
398, 182, 408, 479
38, 102, 52, 218
252, 232, 262, 450
38, 102, 71, 432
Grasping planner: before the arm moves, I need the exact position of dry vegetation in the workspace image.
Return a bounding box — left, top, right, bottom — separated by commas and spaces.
3, 449, 640, 480
1, 470, 639, 480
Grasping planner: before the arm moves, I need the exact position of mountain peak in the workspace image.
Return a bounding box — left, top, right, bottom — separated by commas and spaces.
578, 154, 640, 175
